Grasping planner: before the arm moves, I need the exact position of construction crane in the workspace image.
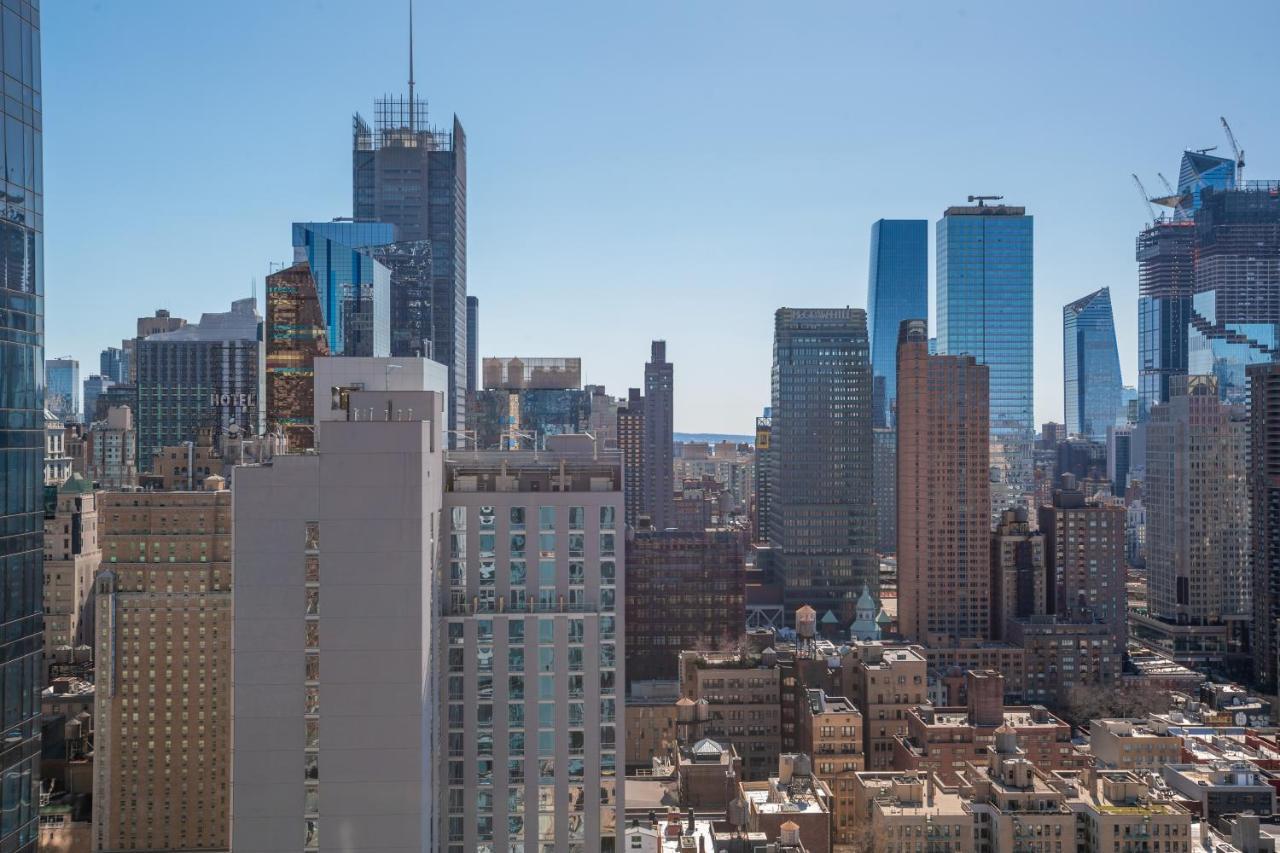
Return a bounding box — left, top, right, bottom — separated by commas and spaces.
1132, 174, 1157, 224
1157, 173, 1175, 195
1220, 116, 1245, 183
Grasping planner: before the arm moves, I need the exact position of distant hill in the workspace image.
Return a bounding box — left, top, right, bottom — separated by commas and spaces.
674, 432, 754, 445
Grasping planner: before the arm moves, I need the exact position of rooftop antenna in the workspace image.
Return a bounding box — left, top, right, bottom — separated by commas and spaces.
408, 0, 415, 131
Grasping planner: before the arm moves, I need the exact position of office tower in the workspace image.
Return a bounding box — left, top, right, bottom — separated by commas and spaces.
87, 406, 138, 490
82, 374, 114, 422
353, 87, 468, 440
135, 298, 263, 469
467, 295, 479, 394
1040, 421, 1065, 448
872, 427, 896, 556
642, 341, 675, 530
770, 309, 875, 625
0, 6, 42, 847
92, 486, 233, 851
753, 411, 771, 543
617, 388, 644, 529
867, 219, 928, 428
367, 237, 434, 359
936, 199, 1034, 511
265, 260, 330, 450
1053, 437, 1108, 491
1187, 185, 1280, 405
1039, 475, 1127, 651
233, 357, 447, 853
990, 508, 1046, 641
1251, 363, 1280, 689
1143, 376, 1249, 650
442, 435, 624, 851
291, 221, 395, 357
1175, 149, 1237, 216
1106, 425, 1133, 497
46, 358, 80, 422
42, 475, 99, 669
1063, 287, 1123, 440
897, 318, 991, 646
471, 357, 591, 449
625, 528, 745, 685
100, 346, 129, 385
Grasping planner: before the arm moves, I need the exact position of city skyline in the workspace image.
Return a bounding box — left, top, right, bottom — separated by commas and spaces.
42, 1, 1280, 433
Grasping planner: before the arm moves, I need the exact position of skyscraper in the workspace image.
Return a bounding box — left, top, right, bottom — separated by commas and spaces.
82, 373, 114, 422
872, 427, 896, 556
353, 90, 468, 439
642, 341, 675, 530
896, 318, 991, 646
0, 5, 43, 843
291, 221, 395, 357
1250, 363, 1280, 690
770, 308, 875, 626
369, 238, 434, 359
265, 261, 330, 450
45, 357, 80, 422
1141, 376, 1249, 666
753, 410, 771, 544
936, 200, 1034, 512
617, 388, 644, 529
470, 357, 591, 449
1063, 287, 1123, 440
866, 219, 927, 428
100, 346, 129, 385
233, 358, 449, 853
467, 295, 479, 395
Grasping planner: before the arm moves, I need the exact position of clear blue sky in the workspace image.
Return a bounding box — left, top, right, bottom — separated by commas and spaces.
43, 1, 1280, 433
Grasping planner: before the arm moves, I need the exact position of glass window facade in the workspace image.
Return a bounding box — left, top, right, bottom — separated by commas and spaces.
1063, 287, 1123, 440
936, 204, 1034, 507
0, 2, 42, 850
291, 222, 395, 357
866, 219, 927, 428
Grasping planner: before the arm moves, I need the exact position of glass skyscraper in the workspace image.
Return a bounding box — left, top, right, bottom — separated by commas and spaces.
936, 201, 1034, 511
866, 219, 927, 427
291, 221, 395, 357
769, 308, 875, 626
0, 3, 42, 849
1063, 287, 1123, 441
44, 356, 78, 421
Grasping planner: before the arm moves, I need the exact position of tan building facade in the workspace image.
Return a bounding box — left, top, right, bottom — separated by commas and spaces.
797, 689, 863, 845
678, 650, 782, 780
43, 475, 100, 663
92, 485, 232, 852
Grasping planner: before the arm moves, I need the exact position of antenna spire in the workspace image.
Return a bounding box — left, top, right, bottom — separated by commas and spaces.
408, 0, 415, 130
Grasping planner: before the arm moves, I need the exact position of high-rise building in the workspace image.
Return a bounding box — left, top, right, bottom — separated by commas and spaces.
990, 508, 1046, 641
770, 308, 875, 626
466, 295, 479, 395
442, 436, 624, 851
82, 373, 114, 423
470, 357, 591, 449
753, 411, 771, 544
897, 318, 991, 646
291, 221, 395, 357
42, 475, 99, 670
265, 261, 330, 450
617, 388, 644, 529
0, 6, 43, 844
46, 358, 80, 422
1106, 425, 1133, 497
233, 357, 448, 853
86, 406, 138, 490
936, 200, 1034, 512
353, 90, 468, 439
1187, 185, 1280, 405
625, 528, 745, 685
1250, 362, 1280, 690
642, 341, 675, 530
872, 427, 896, 556
1063, 287, 1123, 440
867, 220, 928, 428
135, 298, 263, 469
100, 346, 129, 385
1140, 376, 1249, 667
93, 485, 233, 852
1039, 476, 1127, 652
368, 238, 434, 358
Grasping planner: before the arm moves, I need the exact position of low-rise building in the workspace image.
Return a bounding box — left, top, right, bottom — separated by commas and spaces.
1162, 762, 1277, 820
851, 771, 973, 852
1065, 768, 1192, 852
679, 650, 782, 780
1090, 718, 1183, 771
738, 754, 832, 853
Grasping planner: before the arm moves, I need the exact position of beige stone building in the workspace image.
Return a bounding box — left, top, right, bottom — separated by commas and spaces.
1089, 718, 1183, 771
796, 689, 863, 845
92, 482, 231, 852
849, 644, 928, 771
851, 771, 974, 852
678, 649, 782, 780
43, 474, 100, 663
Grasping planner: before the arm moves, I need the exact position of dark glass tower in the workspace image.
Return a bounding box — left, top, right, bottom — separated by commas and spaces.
1137, 221, 1195, 418
0, 3, 42, 849
466, 295, 478, 394
769, 308, 875, 627
866, 219, 927, 428
642, 341, 674, 530
353, 99, 467, 440
937, 201, 1034, 512
1063, 287, 1123, 440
